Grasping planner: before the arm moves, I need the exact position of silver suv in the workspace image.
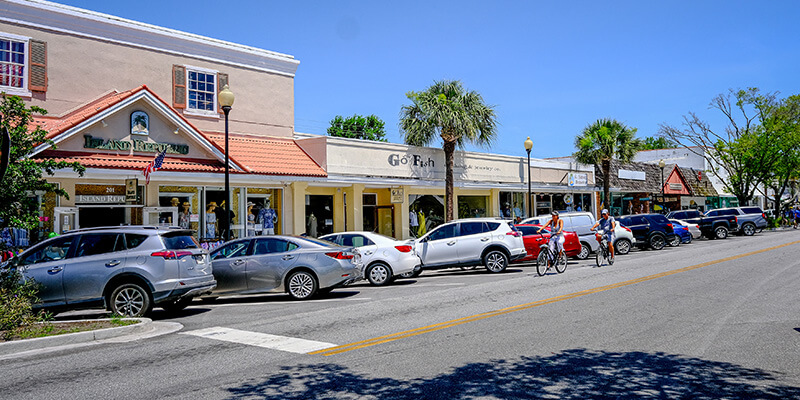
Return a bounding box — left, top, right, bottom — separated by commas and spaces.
6, 226, 216, 317
413, 218, 526, 273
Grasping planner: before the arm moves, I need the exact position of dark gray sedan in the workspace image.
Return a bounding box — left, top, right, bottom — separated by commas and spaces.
208, 236, 363, 300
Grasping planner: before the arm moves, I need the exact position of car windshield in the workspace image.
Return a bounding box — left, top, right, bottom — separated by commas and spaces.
300, 237, 342, 247
161, 232, 199, 250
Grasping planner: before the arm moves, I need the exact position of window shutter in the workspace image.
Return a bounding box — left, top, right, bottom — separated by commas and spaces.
28, 40, 47, 92
172, 65, 186, 109
217, 72, 229, 113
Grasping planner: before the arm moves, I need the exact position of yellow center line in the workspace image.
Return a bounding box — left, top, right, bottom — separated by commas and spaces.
310, 239, 800, 356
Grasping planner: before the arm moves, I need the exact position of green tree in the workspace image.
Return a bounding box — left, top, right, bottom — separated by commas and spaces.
659, 88, 784, 205
327, 114, 387, 142
640, 136, 677, 150
400, 80, 497, 222
758, 94, 800, 212
574, 119, 641, 210
0, 94, 85, 236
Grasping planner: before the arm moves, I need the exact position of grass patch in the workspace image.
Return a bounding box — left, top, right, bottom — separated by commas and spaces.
0, 318, 140, 342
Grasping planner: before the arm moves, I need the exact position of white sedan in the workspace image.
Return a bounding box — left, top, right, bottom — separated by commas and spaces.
671, 219, 702, 239
319, 232, 421, 286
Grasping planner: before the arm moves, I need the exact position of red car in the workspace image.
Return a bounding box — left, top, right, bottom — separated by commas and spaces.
512, 224, 582, 262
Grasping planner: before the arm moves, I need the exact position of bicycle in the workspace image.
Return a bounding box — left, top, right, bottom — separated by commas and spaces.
536, 234, 567, 276
594, 229, 614, 267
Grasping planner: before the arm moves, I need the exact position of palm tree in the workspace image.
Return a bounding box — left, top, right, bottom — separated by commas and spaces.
573, 119, 641, 212
400, 80, 497, 222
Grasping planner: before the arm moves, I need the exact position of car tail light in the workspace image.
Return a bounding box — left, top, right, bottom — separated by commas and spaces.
667, 223, 673, 229
395, 245, 413, 253
762, 213, 766, 219
151, 250, 193, 259
506, 231, 521, 237
325, 252, 354, 260
623, 227, 632, 232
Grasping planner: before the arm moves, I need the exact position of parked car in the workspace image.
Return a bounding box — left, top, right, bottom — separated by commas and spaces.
208, 236, 362, 300
319, 231, 420, 286
511, 224, 581, 263
666, 209, 738, 239
669, 220, 693, 245
2, 226, 216, 317
730, 206, 768, 236
414, 218, 526, 273
671, 219, 701, 240
617, 214, 677, 250
522, 212, 636, 256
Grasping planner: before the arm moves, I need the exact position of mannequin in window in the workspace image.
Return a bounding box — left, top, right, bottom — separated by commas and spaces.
409, 205, 419, 232
258, 200, 278, 235
169, 197, 179, 223
205, 202, 217, 239
513, 202, 523, 218
307, 213, 318, 237
246, 202, 256, 236
216, 200, 235, 239
179, 201, 191, 229
417, 210, 426, 237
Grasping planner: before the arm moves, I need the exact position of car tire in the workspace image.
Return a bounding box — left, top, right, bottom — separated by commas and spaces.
109, 283, 152, 317
685, 234, 692, 244
287, 270, 318, 300
742, 223, 756, 236
399, 266, 422, 279
614, 239, 631, 255
366, 262, 393, 286
576, 242, 591, 260
649, 234, 666, 250
668, 235, 680, 247
483, 250, 508, 273
161, 297, 193, 314
714, 225, 729, 240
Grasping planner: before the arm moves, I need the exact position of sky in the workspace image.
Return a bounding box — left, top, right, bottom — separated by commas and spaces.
57, 0, 800, 160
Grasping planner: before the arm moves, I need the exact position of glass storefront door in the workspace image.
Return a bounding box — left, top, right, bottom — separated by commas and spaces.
306, 195, 333, 237
409, 194, 445, 238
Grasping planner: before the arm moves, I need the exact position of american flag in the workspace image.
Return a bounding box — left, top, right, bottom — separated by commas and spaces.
143, 150, 167, 184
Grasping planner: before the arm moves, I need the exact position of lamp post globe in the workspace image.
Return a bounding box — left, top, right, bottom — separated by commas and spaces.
524, 137, 533, 218
220, 85, 234, 241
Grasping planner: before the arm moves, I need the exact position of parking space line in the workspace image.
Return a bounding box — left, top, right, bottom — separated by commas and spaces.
182, 327, 337, 354
310, 239, 800, 356
202, 297, 372, 308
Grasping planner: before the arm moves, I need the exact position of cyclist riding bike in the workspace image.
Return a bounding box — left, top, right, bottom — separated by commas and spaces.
537, 211, 565, 261
590, 209, 616, 258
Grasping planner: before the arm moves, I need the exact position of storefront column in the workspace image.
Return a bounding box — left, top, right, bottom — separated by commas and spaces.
290, 181, 308, 235
399, 186, 412, 239
489, 188, 501, 217
344, 184, 364, 231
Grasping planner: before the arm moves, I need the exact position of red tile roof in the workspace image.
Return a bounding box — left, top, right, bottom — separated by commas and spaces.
206, 133, 326, 177
36, 150, 227, 173
34, 87, 142, 139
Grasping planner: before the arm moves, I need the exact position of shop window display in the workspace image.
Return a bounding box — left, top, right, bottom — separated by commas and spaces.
458, 196, 488, 219
499, 192, 526, 219
246, 188, 282, 236
159, 186, 200, 238
306, 195, 333, 237
409, 195, 444, 238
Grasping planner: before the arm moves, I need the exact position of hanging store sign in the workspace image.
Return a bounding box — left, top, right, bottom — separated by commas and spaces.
390, 188, 404, 203
568, 173, 588, 186
125, 178, 138, 202
83, 135, 189, 154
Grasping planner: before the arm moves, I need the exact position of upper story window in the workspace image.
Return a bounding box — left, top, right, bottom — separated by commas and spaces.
0, 32, 46, 97
172, 64, 228, 117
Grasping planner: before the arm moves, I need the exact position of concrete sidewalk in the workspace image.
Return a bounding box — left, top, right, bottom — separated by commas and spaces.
0, 318, 183, 360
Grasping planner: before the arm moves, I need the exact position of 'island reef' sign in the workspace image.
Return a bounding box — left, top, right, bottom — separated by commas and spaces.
83, 135, 189, 155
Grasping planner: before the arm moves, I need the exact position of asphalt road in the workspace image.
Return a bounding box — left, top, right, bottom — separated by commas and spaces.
3, 230, 800, 399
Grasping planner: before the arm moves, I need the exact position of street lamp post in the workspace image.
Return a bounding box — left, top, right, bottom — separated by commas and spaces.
658, 159, 666, 210
219, 85, 235, 241
524, 137, 533, 218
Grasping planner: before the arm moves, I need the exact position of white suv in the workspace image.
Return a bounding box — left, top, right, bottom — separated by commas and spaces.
413, 218, 526, 273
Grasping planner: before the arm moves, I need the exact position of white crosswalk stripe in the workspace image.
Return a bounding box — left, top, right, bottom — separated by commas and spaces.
182, 327, 336, 354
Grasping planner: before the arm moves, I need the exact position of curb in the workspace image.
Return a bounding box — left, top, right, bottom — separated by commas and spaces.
0, 318, 151, 356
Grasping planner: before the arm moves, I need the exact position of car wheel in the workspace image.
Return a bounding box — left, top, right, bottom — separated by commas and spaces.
399, 266, 422, 279
483, 250, 508, 273
742, 223, 756, 236
685, 234, 692, 244
576, 243, 591, 260
668, 235, 680, 247
714, 225, 729, 240
614, 239, 631, 255
161, 297, 193, 313
366, 262, 393, 286
649, 234, 666, 250
287, 270, 318, 300
109, 283, 152, 317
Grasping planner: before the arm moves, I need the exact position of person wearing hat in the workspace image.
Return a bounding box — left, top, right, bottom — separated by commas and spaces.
537, 210, 565, 262
591, 209, 616, 258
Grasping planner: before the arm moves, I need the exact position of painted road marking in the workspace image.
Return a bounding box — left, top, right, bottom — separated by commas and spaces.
311, 239, 800, 356
182, 327, 337, 354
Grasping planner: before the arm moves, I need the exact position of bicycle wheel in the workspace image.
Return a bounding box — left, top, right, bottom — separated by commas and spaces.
555, 252, 567, 273
536, 249, 549, 276
595, 247, 605, 267
608, 249, 614, 266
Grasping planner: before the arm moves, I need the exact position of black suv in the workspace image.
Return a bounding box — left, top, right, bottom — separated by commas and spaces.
618, 214, 677, 250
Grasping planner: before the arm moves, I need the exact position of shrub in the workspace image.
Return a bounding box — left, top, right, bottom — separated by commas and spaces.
0, 263, 49, 340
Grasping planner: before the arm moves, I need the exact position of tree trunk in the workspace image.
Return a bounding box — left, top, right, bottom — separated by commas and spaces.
444, 140, 456, 222
602, 159, 611, 214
